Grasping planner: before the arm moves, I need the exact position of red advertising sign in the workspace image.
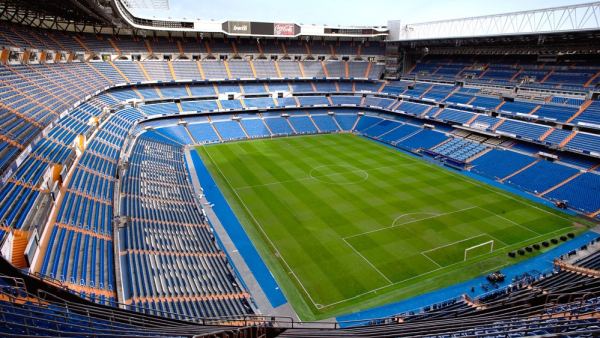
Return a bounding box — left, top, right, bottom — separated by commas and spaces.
274, 23, 295, 36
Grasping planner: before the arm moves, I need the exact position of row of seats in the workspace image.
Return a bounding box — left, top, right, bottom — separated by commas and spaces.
0, 63, 112, 172
0, 96, 114, 244
409, 55, 600, 90
0, 62, 383, 173
472, 148, 600, 214
0, 273, 258, 337
573, 101, 600, 128
38, 107, 145, 303
383, 82, 600, 150
107, 60, 385, 83
420, 101, 600, 157
147, 109, 360, 145
0, 21, 384, 56
385, 80, 589, 124
119, 134, 253, 320
431, 138, 487, 162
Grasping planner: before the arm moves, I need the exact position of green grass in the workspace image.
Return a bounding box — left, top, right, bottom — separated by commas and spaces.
197, 133, 589, 320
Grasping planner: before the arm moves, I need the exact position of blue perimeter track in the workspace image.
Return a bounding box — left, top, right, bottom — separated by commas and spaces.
187, 136, 598, 325
188, 149, 287, 308
336, 230, 598, 326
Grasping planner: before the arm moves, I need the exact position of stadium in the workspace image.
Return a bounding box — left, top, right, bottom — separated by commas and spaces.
0, 0, 599, 336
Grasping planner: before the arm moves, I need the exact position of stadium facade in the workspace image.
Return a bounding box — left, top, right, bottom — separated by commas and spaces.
0, 0, 599, 336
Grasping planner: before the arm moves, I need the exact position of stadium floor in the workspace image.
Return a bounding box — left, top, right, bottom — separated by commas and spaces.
197, 133, 588, 320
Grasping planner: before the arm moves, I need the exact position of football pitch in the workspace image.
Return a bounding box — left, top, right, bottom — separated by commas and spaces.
197, 133, 584, 320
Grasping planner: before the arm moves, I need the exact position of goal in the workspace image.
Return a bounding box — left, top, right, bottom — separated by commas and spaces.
464, 240, 494, 261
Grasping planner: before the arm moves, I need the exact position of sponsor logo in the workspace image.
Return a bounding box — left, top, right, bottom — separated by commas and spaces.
233, 24, 248, 31
228, 21, 251, 34
274, 23, 294, 36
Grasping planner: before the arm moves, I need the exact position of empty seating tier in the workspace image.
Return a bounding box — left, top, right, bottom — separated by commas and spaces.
119, 135, 253, 319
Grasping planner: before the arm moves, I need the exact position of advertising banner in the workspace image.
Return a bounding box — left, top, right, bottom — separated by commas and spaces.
227, 21, 251, 34
274, 23, 295, 36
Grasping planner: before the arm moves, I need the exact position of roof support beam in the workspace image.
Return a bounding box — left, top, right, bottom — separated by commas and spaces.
391, 2, 600, 41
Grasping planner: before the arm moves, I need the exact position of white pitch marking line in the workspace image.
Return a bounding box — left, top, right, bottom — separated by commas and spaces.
485, 233, 508, 247
344, 206, 478, 240
477, 206, 541, 236
421, 233, 488, 254
202, 138, 577, 310
421, 252, 442, 268
392, 212, 440, 225
342, 238, 392, 284
360, 137, 575, 224
234, 176, 314, 190
202, 146, 321, 308
233, 162, 414, 190
318, 226, 574, 309
308, 165, 369, 185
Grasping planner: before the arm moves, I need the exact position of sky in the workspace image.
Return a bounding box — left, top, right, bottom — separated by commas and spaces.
131, 0, 589, 26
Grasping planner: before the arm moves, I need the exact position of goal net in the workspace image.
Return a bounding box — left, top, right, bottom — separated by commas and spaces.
464, 240, 494, 261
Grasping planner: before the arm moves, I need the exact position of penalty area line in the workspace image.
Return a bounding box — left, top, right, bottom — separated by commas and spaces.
421, 233, 489, 254
421, 252, 442, 268
342, 238, 393, 284
344, 206, 478, 240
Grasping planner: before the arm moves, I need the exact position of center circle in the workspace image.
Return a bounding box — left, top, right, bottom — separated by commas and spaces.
309, 165, 369, 185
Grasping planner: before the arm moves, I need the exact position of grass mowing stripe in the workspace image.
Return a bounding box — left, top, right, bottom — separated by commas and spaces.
420, 233, 492, 254
209, 136, 393, 305
478, 205, 541, 236
342, 237, 393, 284
344, 206, 478, 240
420, 252, 443, 268
202, 144, 324, 308
234, 163, 414, 190
242, 148, 396, 297
198, 134, 590, 320
362, 137, 575, 222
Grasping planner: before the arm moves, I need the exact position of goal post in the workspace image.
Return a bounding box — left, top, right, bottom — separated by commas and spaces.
464, 240, 494, 261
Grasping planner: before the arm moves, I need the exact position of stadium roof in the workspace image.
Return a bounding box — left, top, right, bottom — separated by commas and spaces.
2, 0, 598, 41
388, 1, 600, 41
0, 0, 388, 38
111, 0, 388, 37
0, 0, 125, 28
